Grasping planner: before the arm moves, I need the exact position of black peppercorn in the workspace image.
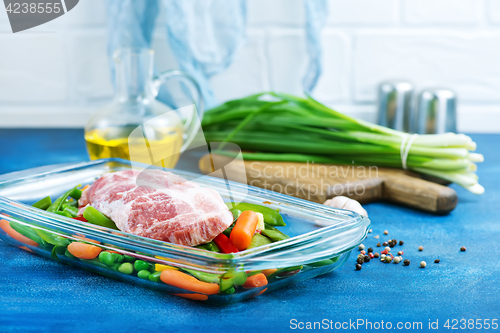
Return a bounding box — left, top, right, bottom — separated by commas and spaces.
357, 257, 364, 265
403, 259, 410, 266
434, 259, 440, 263
399, 240, 404, 246
363, 255, 370, 263
374, 252, 380, 258
355, 264, 362, 270
367, 247, 373, 253
383, 242, 388, 246
377, 242, 381, 247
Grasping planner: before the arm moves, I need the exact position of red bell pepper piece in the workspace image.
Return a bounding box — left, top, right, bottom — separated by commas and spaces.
213, 233, 239, 253
72, 216, 88, 222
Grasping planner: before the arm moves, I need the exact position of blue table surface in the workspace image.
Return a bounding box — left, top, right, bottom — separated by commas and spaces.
0, 129, 499, 333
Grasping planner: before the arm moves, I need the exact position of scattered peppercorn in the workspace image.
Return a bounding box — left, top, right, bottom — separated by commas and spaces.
374, 235, 380, 239
384, 230, 389, 235
420, 261, 427, 268
384, 246, 391, 252
381, 250, 388, 255
397, 251, 404, 256
383, 242, 388, 246
399, 240, 404, 246
403, 259, 410, 266
460, 246, 466, 252
418, 246, 424, 251
369, 253, 374, 259
358, 254, 364, 259
357, 257, 364, 265
376, 242, 381, 247
367, 247, 373, 253
381, 254, 386, 259
363, 255, 370, 263
393, 257, 401, 264
360, 250, 366, 255
434, 259, 440, 263
355, 264, 362, 270
384, 256, 392, 263
374, 252, 380, 258
368, 229, 372, 233
359, 244, 365, 251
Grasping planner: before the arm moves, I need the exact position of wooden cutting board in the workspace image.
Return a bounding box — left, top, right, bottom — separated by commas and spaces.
198, 153, 457, 213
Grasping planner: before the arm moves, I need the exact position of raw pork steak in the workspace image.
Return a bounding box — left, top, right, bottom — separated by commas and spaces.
78, 169, 233, 246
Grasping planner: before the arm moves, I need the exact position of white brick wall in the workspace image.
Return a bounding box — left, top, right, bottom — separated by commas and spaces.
0, 0, 500, 132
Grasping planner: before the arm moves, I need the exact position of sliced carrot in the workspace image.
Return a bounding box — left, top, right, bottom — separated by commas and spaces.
230, 210, 259, 251
81, 185, 90, 191
0, 219, 38, 247
173, 293, 209, 301
243, 273, 268, 288
160, 269, 219, 295
258, 288, 268, 296
67, 242, 102, 259
19, 246, 33, 253
262, 268, 277, 276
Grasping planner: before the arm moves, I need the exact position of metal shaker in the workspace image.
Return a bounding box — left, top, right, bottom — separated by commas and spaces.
377, 81, 414, 132
414, 89, 457, 134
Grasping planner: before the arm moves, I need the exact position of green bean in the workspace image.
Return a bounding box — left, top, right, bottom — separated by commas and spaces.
62, 201, 78, 209
34, 229, 70, 247
222, 286, 235, 295
31, 196, 52, 210
225, 202, 285, 226
82, 206, 119, 230
308, 256, 339, 267
267, 265, 303, 280
196, 241, 220, 252
148, 271, 162, 282
118, 262, 134, 274
183, 268, 221, 284
9, 221, 45, 245
62, 206, 78, 218
137, 270, 151, 280
261, 226, 290, 242
55, 211, 73, 218
246, 233, 272, 249
220, 271, 247, 292
65, 249, 76, 259
47, 188, 77, 213
68, 188, 82, 200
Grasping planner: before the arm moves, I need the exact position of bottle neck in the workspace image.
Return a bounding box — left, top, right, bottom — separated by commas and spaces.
114, 51, 154, 103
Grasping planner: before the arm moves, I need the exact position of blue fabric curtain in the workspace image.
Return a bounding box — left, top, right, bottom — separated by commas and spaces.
105, 0, 327, 109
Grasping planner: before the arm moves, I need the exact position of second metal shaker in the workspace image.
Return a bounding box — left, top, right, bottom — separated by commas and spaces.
414, 88, 457, 134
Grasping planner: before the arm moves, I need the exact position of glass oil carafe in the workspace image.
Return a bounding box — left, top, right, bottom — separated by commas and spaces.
85, 48, 203, 169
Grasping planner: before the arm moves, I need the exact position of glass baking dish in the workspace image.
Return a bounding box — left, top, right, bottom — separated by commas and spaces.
0, 159, 370, 305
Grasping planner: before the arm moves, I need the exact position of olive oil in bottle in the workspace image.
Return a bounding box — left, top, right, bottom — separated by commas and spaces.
85, 125, 183, 168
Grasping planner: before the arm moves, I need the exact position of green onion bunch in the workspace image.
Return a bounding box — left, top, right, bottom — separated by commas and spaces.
201, 92, 484, 194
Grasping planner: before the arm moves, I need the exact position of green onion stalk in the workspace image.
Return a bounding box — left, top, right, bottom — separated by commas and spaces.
201, 92, 484, 194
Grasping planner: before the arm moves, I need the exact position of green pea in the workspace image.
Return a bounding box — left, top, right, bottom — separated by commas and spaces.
118, 262, 134, 275
134, 260, 150, 271
148, 271, 162, 283
137, 270, 151, 280
123, 255, 135, 262
99, 251, 115, 266
112, 253, 124, 263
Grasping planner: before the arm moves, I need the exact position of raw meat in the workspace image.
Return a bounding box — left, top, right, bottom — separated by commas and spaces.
78, 169, 233, 246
